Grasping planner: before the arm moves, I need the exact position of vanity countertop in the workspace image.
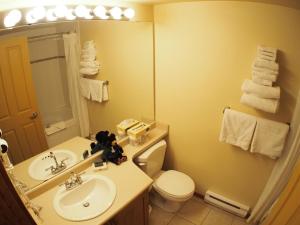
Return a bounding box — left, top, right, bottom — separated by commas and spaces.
29, 123, 168, 225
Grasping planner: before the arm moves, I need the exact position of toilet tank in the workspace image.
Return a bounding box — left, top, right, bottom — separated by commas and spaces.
135, 140, 167, 178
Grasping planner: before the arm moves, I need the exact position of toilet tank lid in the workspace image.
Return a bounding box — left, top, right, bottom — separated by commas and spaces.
135, 140, 166, 163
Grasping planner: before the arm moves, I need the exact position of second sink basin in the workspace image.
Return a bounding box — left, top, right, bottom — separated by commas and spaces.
28, 149, 77, 181
53, 174, 117, 221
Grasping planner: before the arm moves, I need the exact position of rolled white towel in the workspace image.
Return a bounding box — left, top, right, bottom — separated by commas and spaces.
80, 61, 100, 68
80, 67, 98, 75
252, 76, 273, 86
253, 59, 279, 72
240, 93, 280, 113
252, 71, 277, 82
242, 79, 280, 99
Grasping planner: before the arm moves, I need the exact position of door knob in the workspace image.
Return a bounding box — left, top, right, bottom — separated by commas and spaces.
30, 112, 38, 120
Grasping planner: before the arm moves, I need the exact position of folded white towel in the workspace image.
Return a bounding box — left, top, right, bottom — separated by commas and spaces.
258, 46, 277, 56
219, 109, 257, 150
81, 53, 96, 59
80, 67, 98, 75
257, 55, 276, 62
242, 79, 280, 99
252, 72, 277, 83
240, 93, 280, 113
252, 76, 273, 86
252, 66, 278, 75
80, 61, 100, 67
83, 40, 95, 48
253, 59, 279, 72
79, 78, 91, 99
90, 80, 103, 102
250, 118, 289, 159
81, 49, 97, 55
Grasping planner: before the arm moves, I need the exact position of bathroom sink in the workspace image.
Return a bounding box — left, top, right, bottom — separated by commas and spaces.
28, 149, 77, 181
53, 174, 117, 221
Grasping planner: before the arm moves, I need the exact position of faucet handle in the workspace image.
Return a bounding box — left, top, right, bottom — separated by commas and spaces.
45, 165, 54, 172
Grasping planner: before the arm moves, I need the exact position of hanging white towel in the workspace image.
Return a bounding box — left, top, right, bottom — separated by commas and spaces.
253, 59, 279, 72
79, 78, 91, 99
242, 79, 280, 99
252, 76, 273, 87
240, 93, 280, 113
103, 83, 109, 101
89, 80, 103, 102
250, 118, 289, 159
219, 109, 257, 150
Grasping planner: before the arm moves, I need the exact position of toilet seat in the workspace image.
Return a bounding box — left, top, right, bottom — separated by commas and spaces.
153, 170, 195, 202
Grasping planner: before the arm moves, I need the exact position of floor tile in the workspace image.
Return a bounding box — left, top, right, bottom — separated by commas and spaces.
232, 217, 248, 225
149, 205, 175, 225
202, 208, 233, 225
178, 197, 210, 225
168, 215, 195, 225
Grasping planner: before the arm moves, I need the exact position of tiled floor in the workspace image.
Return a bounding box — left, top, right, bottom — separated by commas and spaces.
149, 196, 248, 225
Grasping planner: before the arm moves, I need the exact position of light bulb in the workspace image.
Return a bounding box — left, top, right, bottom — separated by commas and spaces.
54, 5, 68, 18
26, 10, 38, 24
74, 5, 89, 18
124, 8, 135, 19
110, 7, 122, 20
46, 9, 57, 21
93, 5, 109, 20
4, 9, 22, 28
32, 6, 46, 20
65, 9, 76, 20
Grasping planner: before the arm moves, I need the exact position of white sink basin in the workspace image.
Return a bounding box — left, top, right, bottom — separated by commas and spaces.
28, 149, 77, 181
53, 174, 117, 221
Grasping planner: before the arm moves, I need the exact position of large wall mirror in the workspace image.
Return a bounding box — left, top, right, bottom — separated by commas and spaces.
0, 19, 154, 189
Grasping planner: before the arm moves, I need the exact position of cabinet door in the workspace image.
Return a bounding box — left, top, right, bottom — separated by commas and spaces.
110, 190, 149, 225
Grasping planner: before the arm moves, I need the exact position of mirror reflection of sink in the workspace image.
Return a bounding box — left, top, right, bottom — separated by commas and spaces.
53, 174, 117, 221
28, 149, 77, 181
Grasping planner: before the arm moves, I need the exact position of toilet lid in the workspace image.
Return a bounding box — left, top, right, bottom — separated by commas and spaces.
153, 170, 195, 199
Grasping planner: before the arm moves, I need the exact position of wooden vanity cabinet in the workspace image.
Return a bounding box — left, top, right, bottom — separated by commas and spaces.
106, 190, 149, 225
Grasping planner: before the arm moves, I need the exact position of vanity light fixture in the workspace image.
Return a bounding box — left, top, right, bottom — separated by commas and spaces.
65, 9, 76, 21
3, 9, 22, 28
54, 5, 68, 18
46, 9, 57, 21
26, 10, 39, 24
74, 5, 89, 18
123, 8, 135, 19
93, 5, 109, 20
31, 6, 46, 20
109, 7, 123, 20
2, 4, 136, 28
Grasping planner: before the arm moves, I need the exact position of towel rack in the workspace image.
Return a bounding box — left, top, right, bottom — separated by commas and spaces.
222, 106, 290, 126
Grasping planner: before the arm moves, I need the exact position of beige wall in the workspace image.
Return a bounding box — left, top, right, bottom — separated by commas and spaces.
80, 20, 154, 134
154, 1, 300, 208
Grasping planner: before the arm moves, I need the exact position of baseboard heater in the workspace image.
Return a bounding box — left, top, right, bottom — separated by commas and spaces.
204, 190, 250, 218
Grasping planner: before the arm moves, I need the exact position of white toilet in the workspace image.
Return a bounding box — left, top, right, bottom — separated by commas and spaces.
135, 140, 195, 212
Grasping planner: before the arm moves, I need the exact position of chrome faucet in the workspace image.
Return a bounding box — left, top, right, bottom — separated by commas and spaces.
44, 152, 68, 175
61, 172, 83, 191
